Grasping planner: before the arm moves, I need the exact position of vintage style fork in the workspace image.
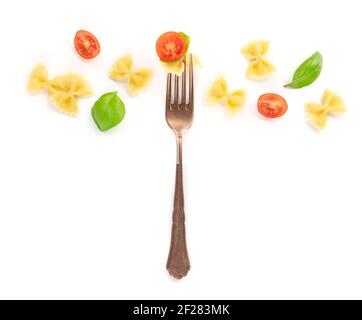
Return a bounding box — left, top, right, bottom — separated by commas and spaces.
165, 55, 194, 279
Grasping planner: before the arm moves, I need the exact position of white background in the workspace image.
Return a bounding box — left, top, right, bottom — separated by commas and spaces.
0, 0, 361, 299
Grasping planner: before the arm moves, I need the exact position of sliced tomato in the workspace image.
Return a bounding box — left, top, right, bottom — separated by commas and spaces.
74, 30, 100, 59
156, 32, 187, 62
257, 93, 288, 118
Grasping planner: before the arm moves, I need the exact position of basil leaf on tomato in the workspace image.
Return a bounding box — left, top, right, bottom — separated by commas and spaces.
179, 32, 190, 52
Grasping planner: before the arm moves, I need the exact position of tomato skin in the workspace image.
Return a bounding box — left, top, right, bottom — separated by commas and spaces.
257, 93, 288, 118
74, 30, 100, 59
156, 31, 187, 62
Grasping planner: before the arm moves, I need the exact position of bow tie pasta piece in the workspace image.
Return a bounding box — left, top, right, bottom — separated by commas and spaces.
207, 76, 247, 110
305, 90, 346, 130
48, 73, 93, 115
28, 64, 49, 93
109, 54, 153, 94
241, 40, 276, 80
27, 65, 93, 116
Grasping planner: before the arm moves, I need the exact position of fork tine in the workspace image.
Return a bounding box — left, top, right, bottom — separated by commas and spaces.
166, 73, 172, 108
174, 74, 179, 105
181, 56, 187, 104
189, 54, 194, 107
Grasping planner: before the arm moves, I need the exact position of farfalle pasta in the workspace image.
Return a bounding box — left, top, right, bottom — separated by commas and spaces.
109, 54, 153, 95
207, 76, 247, 110
305, 89, 346, 130
241, 40, 276, 80
27, 64, 93, 116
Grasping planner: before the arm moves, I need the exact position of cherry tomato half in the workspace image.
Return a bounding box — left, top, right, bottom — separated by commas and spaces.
156, 32, 187, 62
257, 93, 288, 118
74, 30, 100, 59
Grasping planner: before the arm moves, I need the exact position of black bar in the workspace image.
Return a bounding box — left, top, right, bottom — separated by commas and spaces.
0, 299, 360, 319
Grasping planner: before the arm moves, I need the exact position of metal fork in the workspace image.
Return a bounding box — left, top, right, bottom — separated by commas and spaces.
165, 55, 194, 279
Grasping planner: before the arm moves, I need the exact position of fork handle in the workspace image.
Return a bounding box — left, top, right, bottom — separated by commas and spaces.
167, 163, 190, 279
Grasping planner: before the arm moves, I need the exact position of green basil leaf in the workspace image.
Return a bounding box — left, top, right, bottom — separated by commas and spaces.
285, 51, 323, 89
91, 92, 125, 132
179, 32, 191, 51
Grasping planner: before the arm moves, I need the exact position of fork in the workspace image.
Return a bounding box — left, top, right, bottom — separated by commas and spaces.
165, 55, 194, 279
